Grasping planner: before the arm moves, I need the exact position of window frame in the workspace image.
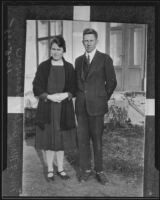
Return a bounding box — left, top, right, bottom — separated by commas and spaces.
36, 20, 63, 67
107, 23, 147, 92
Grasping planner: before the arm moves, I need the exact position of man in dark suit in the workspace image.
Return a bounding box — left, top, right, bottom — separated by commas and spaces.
75, 28, 117, 185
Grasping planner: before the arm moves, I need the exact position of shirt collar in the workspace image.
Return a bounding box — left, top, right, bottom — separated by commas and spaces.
85, 48, 97, 60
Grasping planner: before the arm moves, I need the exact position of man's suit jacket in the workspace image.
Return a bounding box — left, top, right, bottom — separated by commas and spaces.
75, 50, 117, 116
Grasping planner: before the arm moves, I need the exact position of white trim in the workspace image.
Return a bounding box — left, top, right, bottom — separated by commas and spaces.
73, 6, 90, 21
145, 99, 155, 116
8, 97, 24, 113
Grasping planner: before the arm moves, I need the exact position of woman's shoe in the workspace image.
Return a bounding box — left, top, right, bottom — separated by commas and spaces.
57, 170, 70, 180
46, 171, 54, 182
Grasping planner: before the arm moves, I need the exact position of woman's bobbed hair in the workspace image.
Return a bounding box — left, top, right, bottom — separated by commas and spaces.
50, 35, 66, 52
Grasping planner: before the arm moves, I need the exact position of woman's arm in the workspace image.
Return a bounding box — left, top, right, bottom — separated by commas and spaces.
32, 64, 47, 99
32, 63, 56, 102
67, 64, 76, 99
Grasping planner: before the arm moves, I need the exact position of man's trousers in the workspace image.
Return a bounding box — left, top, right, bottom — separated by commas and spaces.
76, 108, 104, 172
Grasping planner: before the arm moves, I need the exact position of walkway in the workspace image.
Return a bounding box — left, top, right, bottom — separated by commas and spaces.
21, 136, 143, 197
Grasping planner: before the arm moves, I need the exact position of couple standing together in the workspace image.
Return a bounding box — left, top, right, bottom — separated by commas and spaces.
33, 28, 117, 185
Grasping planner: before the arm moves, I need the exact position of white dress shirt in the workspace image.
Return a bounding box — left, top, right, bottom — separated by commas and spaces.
85, 48, 97, 64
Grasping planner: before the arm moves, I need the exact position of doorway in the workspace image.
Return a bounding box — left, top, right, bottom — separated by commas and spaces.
107, 23, 147, 92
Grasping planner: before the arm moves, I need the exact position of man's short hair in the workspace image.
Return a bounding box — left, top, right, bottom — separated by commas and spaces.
83, 28, 98, 39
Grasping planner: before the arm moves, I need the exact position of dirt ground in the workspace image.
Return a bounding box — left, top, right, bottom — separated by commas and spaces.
21, 127, 144, 197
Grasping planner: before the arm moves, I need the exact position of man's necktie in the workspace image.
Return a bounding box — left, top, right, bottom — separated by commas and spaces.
87, 54, 90, 65
84, 54, 90, 79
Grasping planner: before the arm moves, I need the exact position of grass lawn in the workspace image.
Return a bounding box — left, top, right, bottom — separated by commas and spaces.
66, 124, 144, 180
103, 125, 144, 178
24, 108, 144, 180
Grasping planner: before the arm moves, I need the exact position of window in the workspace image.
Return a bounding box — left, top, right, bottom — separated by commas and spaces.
109, 23, 124, 91
108, 23, 146, 91
128, 25, 145, 67
36, 20, 63, 66
110, 30, 123, 66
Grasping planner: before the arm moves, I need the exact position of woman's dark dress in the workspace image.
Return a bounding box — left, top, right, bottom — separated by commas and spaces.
35, 64, 65, 151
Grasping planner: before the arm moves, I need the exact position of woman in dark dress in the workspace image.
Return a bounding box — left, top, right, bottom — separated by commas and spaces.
32, 35, 76, 181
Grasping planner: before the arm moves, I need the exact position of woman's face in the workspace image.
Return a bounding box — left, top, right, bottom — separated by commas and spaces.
50, 43, 64, 60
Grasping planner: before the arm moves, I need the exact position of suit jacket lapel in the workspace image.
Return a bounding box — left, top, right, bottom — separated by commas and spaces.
86, 50, 100, 79
80, 54, 86, 81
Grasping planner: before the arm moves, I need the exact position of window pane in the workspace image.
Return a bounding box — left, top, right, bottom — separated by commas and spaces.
110, 23, 122, 27
134, 28, 142, 65
110, 30, 123, 66
38, 20, 48, 38
50, 20, 62, 36
56, 21, 62, 35
50, 20, 56, 36
38, 40, 49, 64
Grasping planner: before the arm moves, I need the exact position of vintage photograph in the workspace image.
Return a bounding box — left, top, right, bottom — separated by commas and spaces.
22, 20, 147, 197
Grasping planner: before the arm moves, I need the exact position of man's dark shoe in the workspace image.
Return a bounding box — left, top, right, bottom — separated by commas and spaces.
96, 171, 108, 185
80, 170, 92, 182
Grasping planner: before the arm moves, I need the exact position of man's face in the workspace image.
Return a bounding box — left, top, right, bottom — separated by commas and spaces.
82, 34, 98, 53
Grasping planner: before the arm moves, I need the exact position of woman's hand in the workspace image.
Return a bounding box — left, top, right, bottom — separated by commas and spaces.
57, 93, 69, 102
47, 93, 69, 103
